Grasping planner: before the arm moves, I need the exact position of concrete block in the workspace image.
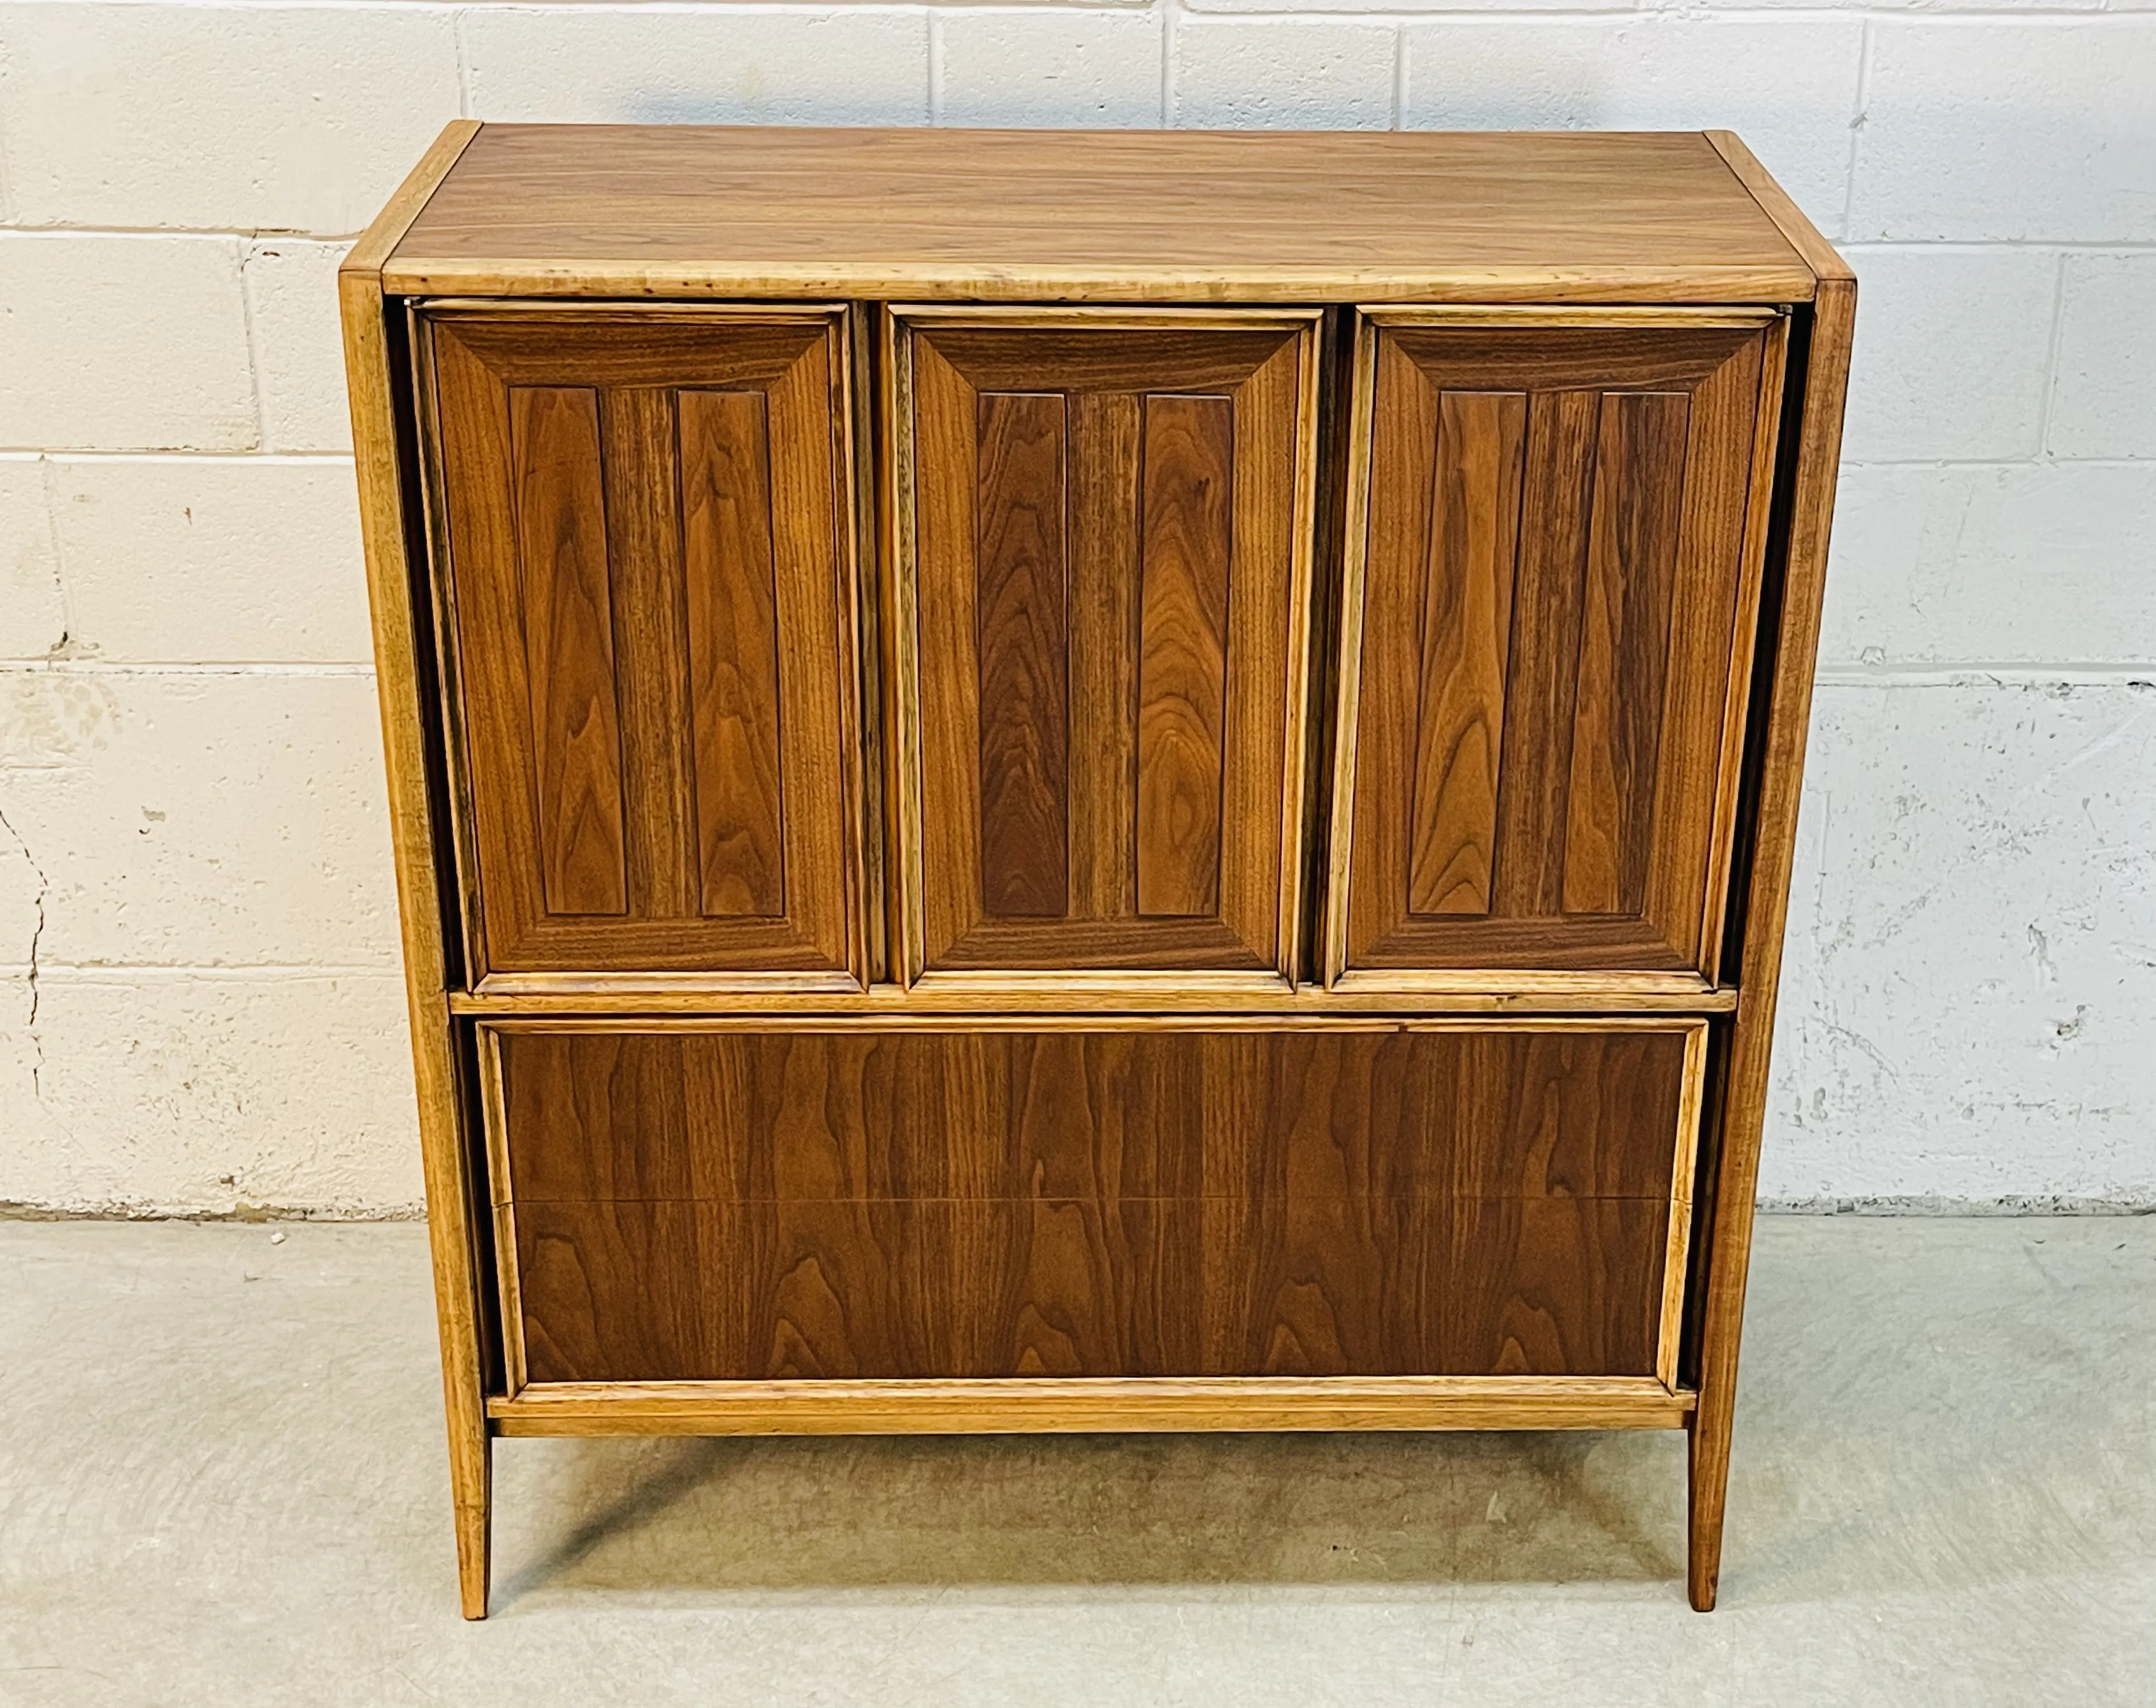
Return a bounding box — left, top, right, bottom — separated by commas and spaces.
0, 971, 421, 1215
48, 458, 372, 666
244, 241, 353, 456
1174, 20, 1398, 131
1762, 679, 2156, 1203
1684, 0, 2104, 10
1191, 0, 1637, 13
0, 236, 256, 454
0, 1, 460, 234
1399, 17, 1863, 229
465, 8, 929, 126
0, 670, 400, 968
1837, 246, 2059, 464
1849, 21, 2156, 243
0, 461, 64, 660
940, 11, 1164, 128
2048, 253, 2156, 459
1823, 463, 2156, 667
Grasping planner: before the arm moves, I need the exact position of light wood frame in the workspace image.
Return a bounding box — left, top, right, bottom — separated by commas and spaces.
1685, 129, 1857, 1614
339, 117, 492, 1620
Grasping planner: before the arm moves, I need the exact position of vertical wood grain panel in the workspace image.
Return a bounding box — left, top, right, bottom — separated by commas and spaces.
1065, 391, 1142, 921
507, 384, 627, 915
1562, 390, 1690, 916
1489, 388, 1600, 921
973, 391, 1070, 918
1407, 390, 1526, 918
1135, 393, 1234, 918
679, 388, 786, 918
596, 386, 697, 921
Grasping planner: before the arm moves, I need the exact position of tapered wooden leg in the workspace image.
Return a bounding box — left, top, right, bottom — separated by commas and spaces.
1685, 1409, 1727, 1611
453, 1428, 493, 1619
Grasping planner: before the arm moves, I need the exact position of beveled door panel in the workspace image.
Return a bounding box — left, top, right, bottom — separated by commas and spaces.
422, 306, 866, 982
890, 310, 1321, 984
1329, 312, 1785, 986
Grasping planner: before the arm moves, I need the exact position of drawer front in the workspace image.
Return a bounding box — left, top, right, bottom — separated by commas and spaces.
888, 311, 1321, 985
423, 306, 866, 982
1329, 313, 1784, 986
482, 1019, 1704, 1387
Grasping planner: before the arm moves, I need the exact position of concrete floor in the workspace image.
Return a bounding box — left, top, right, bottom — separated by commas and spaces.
0, 1218, 2149, 1706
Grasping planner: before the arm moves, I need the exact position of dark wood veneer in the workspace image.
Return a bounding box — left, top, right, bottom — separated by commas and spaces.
497, 1025, 1688, 1384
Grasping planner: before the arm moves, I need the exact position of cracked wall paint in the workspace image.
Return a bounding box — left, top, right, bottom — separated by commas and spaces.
1764, 681, 2156, 1206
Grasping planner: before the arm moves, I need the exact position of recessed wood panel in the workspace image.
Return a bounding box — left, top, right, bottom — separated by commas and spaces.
899, 314, 1315, 979
494, 1021, 1698, 1385
1336, 317, 1778, 982
1137, 393, 1235, 919
678, 388, 785, 920
1408, 389, 1524, 919
1563, 390, 1690, 917
506, 385, 628, 917
973, 392, 1070, 918
426, 307, 864, 981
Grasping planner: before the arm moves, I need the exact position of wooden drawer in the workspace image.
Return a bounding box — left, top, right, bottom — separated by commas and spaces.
1327, 310, 1786, 991
480, 1018, 1705, 1389
885, 310, 1322, 988
419, 304, 869, 985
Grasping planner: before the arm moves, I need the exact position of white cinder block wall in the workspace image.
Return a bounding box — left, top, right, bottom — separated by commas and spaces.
1, 0, 2151, 1216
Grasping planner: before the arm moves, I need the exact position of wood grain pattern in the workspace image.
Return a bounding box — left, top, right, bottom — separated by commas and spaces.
679, 388, 785, 918
425, 306, 863, 980
1562, 389, 1690, 916
349, 124, 1860, 1621
900, 313, 1316, 978
1688, 274, 1857, 1613
1136, 393, 1234, 917
1333, 317, 1778, 983
453, 971, 1738, 1015
1703, 130, 1856, 287
973, 392, 1070, 917
1409, 389, 1525, 917
507, 385, 628, 916
492, 1022, 1698, 1385
382, 126, 1817, 305
337, 112, 492, 1624
489, 1374, 1695, 1436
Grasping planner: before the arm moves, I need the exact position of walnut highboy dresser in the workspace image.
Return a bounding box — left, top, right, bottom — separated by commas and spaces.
341, 124, 1854, 1617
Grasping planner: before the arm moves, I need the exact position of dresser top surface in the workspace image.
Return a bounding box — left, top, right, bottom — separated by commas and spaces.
375, 124, 1833, 304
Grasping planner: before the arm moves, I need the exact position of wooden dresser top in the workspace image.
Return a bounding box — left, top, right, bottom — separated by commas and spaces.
372, 124, 1840, 305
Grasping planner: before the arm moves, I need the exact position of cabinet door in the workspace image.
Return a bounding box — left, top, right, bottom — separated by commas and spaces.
1330, 313, 1784, 986
424, 307, 864, 982
891, 312, 1319, 983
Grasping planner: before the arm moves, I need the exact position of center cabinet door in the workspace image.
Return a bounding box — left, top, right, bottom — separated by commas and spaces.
1328, 310, 1786, 990
889, 310, 1322, 987
422, 306, 867, 986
